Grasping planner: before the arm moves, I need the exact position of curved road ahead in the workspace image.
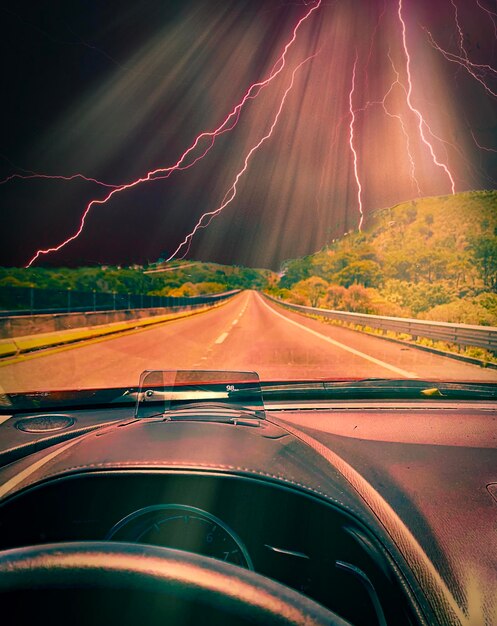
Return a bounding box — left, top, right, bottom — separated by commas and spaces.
1, 291, 496, 392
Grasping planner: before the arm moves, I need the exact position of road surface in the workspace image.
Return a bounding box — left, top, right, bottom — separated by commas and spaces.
1, 291, 496, 392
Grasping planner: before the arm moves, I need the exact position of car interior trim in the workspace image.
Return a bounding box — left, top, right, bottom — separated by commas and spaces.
276, 419, 467, 626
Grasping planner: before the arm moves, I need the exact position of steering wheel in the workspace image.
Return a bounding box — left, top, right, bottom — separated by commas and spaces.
0, 542, 352, 626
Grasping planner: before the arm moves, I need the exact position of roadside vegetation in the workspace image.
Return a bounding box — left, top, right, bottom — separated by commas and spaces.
266, 190, 497, 365
268, 190, 497, 326
0, 261, 276, 301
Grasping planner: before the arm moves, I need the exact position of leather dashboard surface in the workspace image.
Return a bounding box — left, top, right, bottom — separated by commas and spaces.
0, 403, 495, 625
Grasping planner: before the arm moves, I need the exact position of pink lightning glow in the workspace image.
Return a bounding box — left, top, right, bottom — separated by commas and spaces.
383, 52, 422, 196
352, 49, 424, 197
166, 53, 318, 262
348, 52, 364, 231
363, 0, 387, 99
397, 0, 456, 195
26, 0, 322, 267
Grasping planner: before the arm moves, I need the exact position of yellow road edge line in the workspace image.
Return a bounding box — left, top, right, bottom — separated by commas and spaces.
0, 296, 239, 367
259, 294, 418, 378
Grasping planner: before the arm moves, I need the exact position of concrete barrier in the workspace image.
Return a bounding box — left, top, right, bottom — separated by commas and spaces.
0, 290, 240, 340
0, 297, 238, 359
0, 307, 181, 339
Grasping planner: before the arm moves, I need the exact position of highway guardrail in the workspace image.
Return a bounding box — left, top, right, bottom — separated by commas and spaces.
264, 294, 497, 353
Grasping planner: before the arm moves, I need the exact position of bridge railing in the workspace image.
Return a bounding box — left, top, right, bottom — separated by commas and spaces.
263, 294, 497, 353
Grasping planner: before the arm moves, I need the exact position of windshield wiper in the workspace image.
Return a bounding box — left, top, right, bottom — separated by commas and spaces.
2, 380, 496, 414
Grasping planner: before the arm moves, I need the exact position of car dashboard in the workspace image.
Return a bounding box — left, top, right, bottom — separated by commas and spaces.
0, 398, 496, 626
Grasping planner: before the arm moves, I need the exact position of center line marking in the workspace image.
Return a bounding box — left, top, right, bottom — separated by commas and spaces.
258, 295, 417, 378
215, 332, 229, 344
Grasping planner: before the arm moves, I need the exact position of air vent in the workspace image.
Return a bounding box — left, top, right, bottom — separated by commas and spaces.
15, 414, 75, 433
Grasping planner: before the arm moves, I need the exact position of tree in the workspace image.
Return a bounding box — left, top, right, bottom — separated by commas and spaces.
323, 285, 347, 309
342, 284, 375, 313
412, 248, 448, 283
333, 260, 381, 288
292, 277, 329, 307
279, 258, 312, 288
470, 236, 497, 291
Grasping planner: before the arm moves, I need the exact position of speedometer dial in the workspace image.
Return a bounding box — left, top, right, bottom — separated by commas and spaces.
106, 504, 253, 570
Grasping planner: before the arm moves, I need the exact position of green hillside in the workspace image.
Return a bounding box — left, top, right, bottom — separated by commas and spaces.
272, 190, 497, 327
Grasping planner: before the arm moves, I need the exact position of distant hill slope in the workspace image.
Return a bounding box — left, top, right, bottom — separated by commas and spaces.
274, 190, 497, 328
365, 189, 497, 254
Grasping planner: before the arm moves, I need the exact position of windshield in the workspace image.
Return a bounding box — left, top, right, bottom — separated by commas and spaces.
1, 0, 496, 396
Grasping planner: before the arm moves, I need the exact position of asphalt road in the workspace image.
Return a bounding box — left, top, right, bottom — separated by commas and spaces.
1, 291, 496, 392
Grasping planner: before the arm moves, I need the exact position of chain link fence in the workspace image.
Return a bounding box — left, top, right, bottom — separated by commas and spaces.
0, 286, 238, 317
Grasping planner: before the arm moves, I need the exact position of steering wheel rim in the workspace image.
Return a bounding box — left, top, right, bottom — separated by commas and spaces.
0, 542, 351, 626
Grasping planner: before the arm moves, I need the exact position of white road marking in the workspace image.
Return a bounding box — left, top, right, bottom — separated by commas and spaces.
258, 295, 417, 378
213, 298, 248, 343
215, 332, 229, 344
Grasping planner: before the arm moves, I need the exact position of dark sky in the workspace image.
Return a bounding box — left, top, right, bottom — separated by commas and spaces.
1, 0, 496, 269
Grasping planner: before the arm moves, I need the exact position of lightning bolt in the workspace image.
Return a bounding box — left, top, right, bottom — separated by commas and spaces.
26, 0, 322, 267
476, 0, 497, 39
470, 128, 497, 152
382, 52, 422, 196
348, 52, 364, 231
0, 172, 120, 188
354, 49, 423, 197
423, 28, 497, 98
449, 0, 467, 58
397, 0, 456, 194
166, 53, 318, 262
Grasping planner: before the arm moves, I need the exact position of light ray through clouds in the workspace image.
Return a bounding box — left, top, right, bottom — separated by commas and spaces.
1, 0, 495, 268
24, 0, 322, 267
167, 52, 319, 260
